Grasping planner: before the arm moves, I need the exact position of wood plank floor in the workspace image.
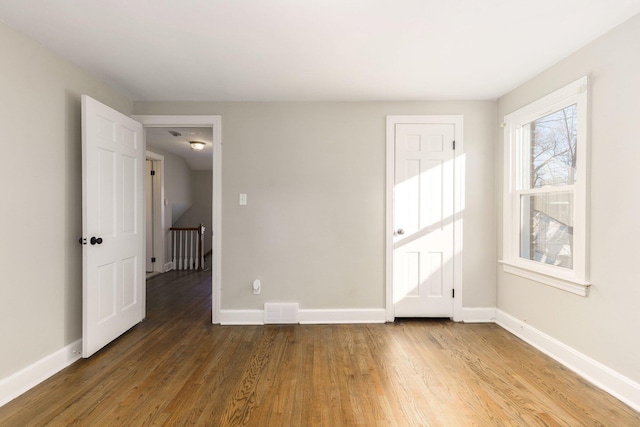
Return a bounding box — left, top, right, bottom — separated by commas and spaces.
1, 271, 638, 426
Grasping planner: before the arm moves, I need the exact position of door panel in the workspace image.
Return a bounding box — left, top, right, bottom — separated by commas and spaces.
393, 123, 454, 317
82, 95, 144, 357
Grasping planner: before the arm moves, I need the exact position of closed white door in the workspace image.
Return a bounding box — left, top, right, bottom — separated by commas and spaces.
82, 95, 145, 357
393, 123, 455, 317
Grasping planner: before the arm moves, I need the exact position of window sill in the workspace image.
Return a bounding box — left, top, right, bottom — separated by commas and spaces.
499, 261, 591, 297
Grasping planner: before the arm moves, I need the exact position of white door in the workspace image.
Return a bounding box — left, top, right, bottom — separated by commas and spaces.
393, 123, 455, 317
145, 160, 154, 272
82, 95, 145, 357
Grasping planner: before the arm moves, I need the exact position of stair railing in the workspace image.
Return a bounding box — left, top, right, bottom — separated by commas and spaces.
169, 224, 205, 271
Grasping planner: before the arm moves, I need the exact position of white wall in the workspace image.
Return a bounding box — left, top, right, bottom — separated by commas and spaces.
496, 14, 640, 384
133, 101, 497, 311
0, 22, 132, 379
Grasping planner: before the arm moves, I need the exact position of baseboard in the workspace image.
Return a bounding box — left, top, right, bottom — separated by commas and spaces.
460, 307, 496, 323
0, 339, 82, 408
219, 310, 264, 325
299, 308, 386, 324
164, 261, 174, 272
495, 309, 640, 412
219, 308, 386, 325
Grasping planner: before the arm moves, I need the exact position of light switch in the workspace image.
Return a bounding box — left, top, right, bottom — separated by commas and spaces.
239, 193, 247, 205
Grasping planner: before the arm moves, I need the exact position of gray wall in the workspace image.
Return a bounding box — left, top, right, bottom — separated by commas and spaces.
496, 13, 640, 383
133, 102, 497, 311
174, 171, 213, 255
0, 22, 132, 378
144, 146, 195, 264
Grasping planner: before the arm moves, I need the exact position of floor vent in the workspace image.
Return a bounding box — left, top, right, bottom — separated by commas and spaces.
264, 303, 300, 324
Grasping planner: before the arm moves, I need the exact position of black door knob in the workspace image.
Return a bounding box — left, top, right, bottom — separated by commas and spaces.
90, 237, 103, 245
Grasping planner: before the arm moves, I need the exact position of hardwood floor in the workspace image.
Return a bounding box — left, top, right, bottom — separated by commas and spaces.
1, 271, 638, 426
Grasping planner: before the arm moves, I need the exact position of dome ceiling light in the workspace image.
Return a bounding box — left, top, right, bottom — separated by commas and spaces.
189, 141, 206, 151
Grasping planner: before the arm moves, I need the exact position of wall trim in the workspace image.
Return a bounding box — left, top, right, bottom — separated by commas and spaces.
0, 339, 82, 408
299, 309, 386, 324
460, 307, 496, 323
495, 309, 640, 412
220, 308, 387, 325
219, 310, 264, 325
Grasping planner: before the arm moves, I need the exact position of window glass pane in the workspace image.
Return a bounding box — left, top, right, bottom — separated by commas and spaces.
521, 104, 577, 189
520, 192, 573, 269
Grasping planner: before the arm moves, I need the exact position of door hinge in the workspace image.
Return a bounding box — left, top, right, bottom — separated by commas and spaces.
151, 257, 156, 263
452, 289, 455, 298
150, 170, 156, 176
452, 140, 456, 150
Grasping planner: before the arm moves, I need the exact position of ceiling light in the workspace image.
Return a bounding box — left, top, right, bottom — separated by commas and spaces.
189, 141, 206, 151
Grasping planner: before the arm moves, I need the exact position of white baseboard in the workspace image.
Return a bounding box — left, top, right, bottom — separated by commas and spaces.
164, 261, 174, 272
300, 308, 386, 324
495, 309, 640, 412
460, 307, 496, 323
219, 310, 264, 325
220, 308, 386, 325
0, 339, 82, 408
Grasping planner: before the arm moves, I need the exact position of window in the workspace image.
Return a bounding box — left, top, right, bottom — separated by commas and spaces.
502, 77, 590, 296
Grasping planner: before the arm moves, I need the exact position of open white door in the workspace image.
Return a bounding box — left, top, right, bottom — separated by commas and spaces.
81, 95, 145, 357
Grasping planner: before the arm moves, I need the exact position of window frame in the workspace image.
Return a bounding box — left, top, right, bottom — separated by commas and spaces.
501, 76, 590, 296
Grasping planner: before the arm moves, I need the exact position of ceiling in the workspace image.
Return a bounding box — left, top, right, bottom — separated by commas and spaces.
146, 127, 213, 170
1, 1, 640, 101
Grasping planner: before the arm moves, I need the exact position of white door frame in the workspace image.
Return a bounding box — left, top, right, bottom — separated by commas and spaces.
386, 115, 464, 322
145, 150, 165, 274
133, 115, 222, 324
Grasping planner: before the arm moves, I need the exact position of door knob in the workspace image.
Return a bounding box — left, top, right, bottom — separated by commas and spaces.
90, 237, 103, 245
396, 229, 404, 235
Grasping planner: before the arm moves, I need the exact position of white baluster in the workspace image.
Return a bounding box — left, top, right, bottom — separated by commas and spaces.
188, 230, 192, 270
200, 225, 205, 270
172, 230, 176, 270
179, 230, 184, 270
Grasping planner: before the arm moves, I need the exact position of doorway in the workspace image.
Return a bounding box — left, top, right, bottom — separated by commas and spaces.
145, 151, 165, 277
134, 115, 222, 324
386, 115, 464, 322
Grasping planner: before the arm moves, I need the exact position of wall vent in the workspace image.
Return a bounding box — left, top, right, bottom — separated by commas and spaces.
264, 303, 299, 324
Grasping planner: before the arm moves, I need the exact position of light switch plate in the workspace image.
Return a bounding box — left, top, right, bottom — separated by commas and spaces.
239, 193, 247, 205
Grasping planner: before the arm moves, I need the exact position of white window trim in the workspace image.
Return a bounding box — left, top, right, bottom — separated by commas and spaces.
501, 76, 590, 297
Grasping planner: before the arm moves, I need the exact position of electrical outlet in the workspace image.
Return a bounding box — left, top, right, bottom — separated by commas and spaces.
252, 279, 261, 294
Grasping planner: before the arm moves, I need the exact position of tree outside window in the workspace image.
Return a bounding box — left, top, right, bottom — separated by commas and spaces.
520, 104, 577, 269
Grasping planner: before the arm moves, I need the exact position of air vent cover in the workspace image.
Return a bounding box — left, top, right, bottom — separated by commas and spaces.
264, 303, 299, 324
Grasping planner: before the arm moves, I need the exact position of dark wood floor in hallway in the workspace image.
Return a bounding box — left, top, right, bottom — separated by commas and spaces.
1, 270, 638, 426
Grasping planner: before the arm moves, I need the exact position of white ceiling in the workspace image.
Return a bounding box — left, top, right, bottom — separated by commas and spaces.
1, 1, 640, 101
146, 127, 213, 170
